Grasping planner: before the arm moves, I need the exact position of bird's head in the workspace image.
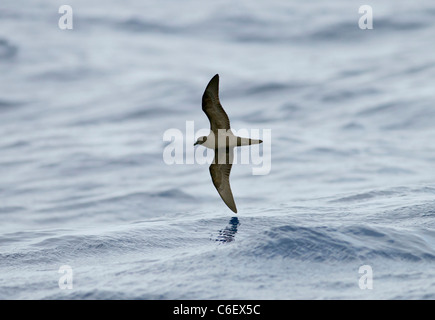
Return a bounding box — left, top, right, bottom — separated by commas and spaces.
194, 136, 207, 146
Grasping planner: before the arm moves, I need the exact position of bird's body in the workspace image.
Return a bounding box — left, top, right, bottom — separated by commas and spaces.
194, 74, 262, 213
200, 130, 262, 150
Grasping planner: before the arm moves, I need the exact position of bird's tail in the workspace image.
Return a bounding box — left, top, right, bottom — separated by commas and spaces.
236, 137, 263, 146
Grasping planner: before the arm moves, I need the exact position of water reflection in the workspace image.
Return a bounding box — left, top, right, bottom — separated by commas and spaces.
215, 217, 240, 243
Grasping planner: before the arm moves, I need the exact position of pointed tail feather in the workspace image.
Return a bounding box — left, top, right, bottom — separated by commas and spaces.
236, 137, 263, 146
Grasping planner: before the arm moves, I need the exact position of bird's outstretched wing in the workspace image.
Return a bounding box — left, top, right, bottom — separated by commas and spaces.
202, 74, 231, 133
209, 148, 237, 213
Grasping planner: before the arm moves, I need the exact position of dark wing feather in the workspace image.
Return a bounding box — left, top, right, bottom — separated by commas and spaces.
202, 74, 231, 133
209, 148, 237, 213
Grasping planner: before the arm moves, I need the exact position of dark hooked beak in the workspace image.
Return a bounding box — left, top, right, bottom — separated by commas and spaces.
194, 141, 199, 146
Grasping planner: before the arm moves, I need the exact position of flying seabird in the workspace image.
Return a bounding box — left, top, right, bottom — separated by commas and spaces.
194, 74, 263, 213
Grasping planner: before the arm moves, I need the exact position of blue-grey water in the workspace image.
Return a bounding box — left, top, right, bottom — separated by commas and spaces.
1, 0, 435, 299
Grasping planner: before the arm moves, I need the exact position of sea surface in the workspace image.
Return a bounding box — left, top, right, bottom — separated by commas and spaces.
1, 0, 435, 299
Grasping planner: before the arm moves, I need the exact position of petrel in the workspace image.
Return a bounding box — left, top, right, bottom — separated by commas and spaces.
194, 74, 262, 213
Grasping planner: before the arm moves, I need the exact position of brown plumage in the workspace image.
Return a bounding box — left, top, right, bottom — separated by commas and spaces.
209, 148, 237, 213
202, 74, 237, 213
202, 74, 231, 133
197, 74, 263, 213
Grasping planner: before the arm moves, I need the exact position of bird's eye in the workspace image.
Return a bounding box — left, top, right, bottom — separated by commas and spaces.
203, 137, 207, 142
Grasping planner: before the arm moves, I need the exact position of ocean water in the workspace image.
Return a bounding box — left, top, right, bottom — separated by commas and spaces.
1, 0, 435, 299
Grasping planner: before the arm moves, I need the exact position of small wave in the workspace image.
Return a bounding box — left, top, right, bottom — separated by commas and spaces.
0, 38, 18, 60
69, 105, 174, 127
31, 67, 100, 82
356, 98, 435, 130
357, 101, 398, 117
0, 224, 182, 266
330, 189, 402, 203
119, 107, 172, 121
384, 201, 435, 224
116, 17, 178, 34
321, 87, 379, 103
306, 21, 363, 42
153, 189, 194, 199
39, 189, 194, 215
45, 289, 166, 300
0, 99, 23, 111
0, 140, 30, 150
245, 83, 290, 95
374, 17, 428, 31
0, 229, 65, 247
340, 121, 365, 131
0, 206, 25, 214
45, 289, 132, 300
306, 17, 427, 43
305, 146, 360, 157
247, 224, 435, 262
